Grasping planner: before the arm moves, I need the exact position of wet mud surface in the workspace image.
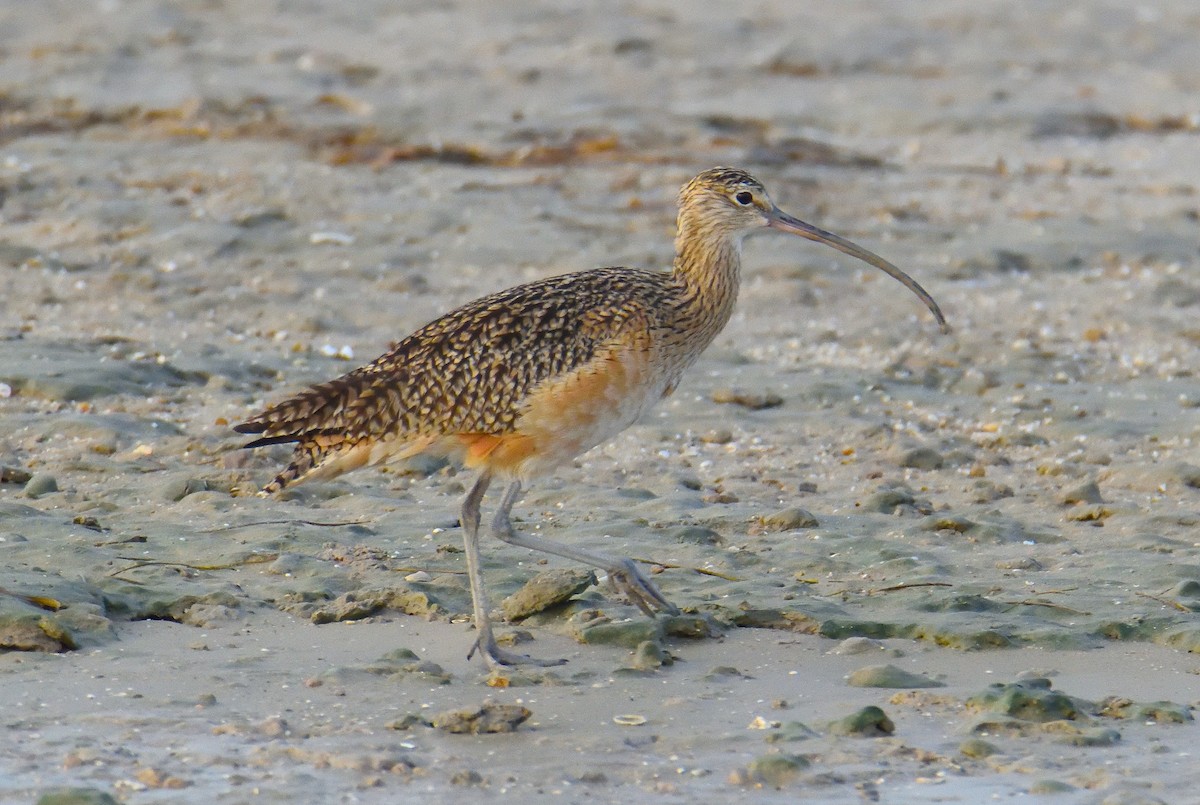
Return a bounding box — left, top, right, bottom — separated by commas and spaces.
2, 1, 1199, 802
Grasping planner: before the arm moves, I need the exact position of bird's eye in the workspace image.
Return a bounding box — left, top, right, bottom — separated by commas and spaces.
734, 191, 754, 206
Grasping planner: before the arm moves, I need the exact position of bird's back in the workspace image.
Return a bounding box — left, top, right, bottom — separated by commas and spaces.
237, 267, 686, 490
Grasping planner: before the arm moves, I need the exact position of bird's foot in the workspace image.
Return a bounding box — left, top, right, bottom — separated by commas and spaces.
604, 558, 680, 617
468, 635, 568, 670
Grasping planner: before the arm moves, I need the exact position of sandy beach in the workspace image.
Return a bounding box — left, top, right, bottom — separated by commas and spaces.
2, 1, 1199, 802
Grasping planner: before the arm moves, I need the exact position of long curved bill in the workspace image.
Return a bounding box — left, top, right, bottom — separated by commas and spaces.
767, 208, 950, 334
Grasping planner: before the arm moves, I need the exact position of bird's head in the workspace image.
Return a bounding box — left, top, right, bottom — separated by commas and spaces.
678, 167, 949, 333
678, 167, 775, 238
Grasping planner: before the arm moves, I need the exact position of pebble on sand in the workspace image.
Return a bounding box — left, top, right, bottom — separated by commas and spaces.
897, 446, 944, 470
846, 663, 944, 689
572, 614, 663, 648
710, 387, 783, 410
762, 721, 818, 744
23, 473, 58, 498
830, 637, 892, 655
449, 769, 484, 786
756, 507, 819, 531
628, 639, 668, 670
727, 753, 810, 788
1060, 480, 1105, 506
1028, 780, 1077, 795
958, 738, 1000, 759
0, 465, 33, 484
427, 703, 532, 734
159, 476, 210, 502
861, 487, 914, 514
500, 568, 595, 621
1056, 726, 1121, 747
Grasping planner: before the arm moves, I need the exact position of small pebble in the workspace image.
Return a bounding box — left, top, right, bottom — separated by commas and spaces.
23, 473, 58, 498
133, 768, 189, 789
670, 525, 723, 545
501, 568, 594, 620
256, 716, 289, 738
700, 428, 733, 444
762, 721, 817, 744
711, 387, 783, 409
898, 446, 944, 470
1060, 480, 1104, 505
428, 703, 531, 734
1, 465, 33, 484
758, 507, 819, 531
831, 637, 888, 656
959, 738, 1000, 759
728, 754, 809, 788
309, 231, 355, 245
449, 770, 484, 786
628, 640, 667, 671
971, 479, 1014, 503
846, 664, 943, 689
1057, 727, 1121, 747
159, 477, 209, 502
862, 488, 915, 513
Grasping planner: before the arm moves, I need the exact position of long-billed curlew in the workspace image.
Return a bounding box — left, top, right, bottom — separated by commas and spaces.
236, 167, 948, 669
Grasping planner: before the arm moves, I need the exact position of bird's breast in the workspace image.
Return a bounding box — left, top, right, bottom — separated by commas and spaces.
467, 342, 670, 480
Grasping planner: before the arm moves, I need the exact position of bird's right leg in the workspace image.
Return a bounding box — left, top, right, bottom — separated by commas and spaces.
460, 471, 566, 669
490, 480, 679, 617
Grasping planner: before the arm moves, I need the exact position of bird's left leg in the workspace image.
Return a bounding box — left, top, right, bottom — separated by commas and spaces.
490, 480, 679, 616
461, 471, 566, 669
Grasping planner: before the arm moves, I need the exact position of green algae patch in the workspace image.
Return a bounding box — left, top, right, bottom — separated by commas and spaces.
36, 789, 121, 805
1097, 697, 1193, 723
966, 679, 1084, 722
827, 705, 895, 737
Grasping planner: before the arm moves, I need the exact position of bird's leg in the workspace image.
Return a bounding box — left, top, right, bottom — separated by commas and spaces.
461, 471, 566, 669
491, 480, 679, 617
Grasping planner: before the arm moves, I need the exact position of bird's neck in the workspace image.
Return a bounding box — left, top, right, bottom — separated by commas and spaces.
670, 217, 743, 343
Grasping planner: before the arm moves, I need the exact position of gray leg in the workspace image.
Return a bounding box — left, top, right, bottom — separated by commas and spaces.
491, 480, 679, 617
461, 472, 566, 669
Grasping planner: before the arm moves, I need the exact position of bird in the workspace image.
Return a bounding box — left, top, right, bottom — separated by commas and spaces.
235, 167, 948, 670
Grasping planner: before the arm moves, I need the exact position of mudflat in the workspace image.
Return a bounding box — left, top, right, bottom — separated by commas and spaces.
2, 2, 1198, 802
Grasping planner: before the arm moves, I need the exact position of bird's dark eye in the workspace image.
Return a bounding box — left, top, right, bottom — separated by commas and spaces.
734, 191, 753, 206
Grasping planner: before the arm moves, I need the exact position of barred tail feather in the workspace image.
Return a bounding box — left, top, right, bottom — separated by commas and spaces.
236, 360, 422, 495
236, 371, 379, 443
255, 439, 323, 495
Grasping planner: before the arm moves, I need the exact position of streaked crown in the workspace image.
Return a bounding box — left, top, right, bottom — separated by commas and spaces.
677, 167, 774, 235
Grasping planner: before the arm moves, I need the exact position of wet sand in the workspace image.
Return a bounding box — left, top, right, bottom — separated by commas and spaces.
2, 1, 1199, 802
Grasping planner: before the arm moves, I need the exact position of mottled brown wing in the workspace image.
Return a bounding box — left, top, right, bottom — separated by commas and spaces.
235, 268, 671, 490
